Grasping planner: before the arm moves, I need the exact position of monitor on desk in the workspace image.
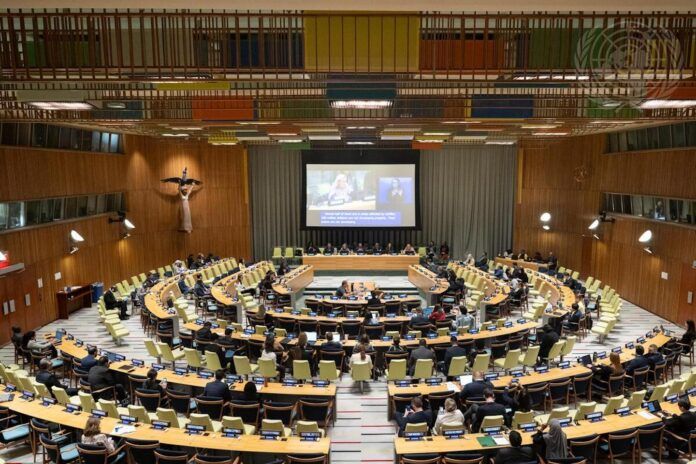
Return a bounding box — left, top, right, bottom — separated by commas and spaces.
306, 332, 318, 343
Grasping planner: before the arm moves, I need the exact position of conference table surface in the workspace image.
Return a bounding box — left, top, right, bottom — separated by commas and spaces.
271, 265, 315, 297
302, 253, 419, 270
56, 339, 337, 398
3, 396, 330, 455
494, 257, 548, 271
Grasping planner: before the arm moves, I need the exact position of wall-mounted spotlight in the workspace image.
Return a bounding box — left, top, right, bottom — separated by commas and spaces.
588, 219, 600, 230
540, 212, 552, 222
638, 229, 653, 254
109, 211, 136, 238
542, 225, 551, 231
0, 250, 7, 261
69, 229, 84, 254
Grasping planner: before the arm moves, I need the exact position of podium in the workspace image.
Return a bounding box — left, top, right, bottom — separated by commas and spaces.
56, 284, 93, 319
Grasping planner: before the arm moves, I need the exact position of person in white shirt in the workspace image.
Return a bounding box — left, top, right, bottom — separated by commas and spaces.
433, 398, 465, 435
349, 344, 373, 372
81, 417, 116, 453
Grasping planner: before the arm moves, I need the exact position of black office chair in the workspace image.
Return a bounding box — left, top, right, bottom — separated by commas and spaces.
263, 401, 296, 427
598, 430, 638, 463
637, 423, 664, 461
153, 448, 189, 464
298, 398, 334, 427
76, 443, 126, 464
124, 439, 158, 464
569, 435, 599, 464
228, 400, 261, 427
195, 396, 226, 421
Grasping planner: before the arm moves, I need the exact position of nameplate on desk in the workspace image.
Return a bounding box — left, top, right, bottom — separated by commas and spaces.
185, 424, 204, 435
383, 295, 393, 300
426, 333, 437, 339
330, 296, 339, 301
544, 308, 552, 314
645, 331, 654, 338
210, 323, 219, 329
198, 371, 214, 379
386, 313, 396, 319
75, 340, 84, 347
151, 420, 170, 430
468, 329, 479, 334
113, 354, 126, 362
327, 313, 337, 318
596, 351, 607, 359
312, 380, 329, 388
665, 393, 679, 403
222, 428, 242, 438
404, 334, 416, 341
260, 430, 280, 440
380, 336, 393, 342
511, 369, 525, 378
585, 412, 603, 422
615, 406, 631, 417
309, 312, 317, 317
394, 380, 411, 387
243, 328, 254, 335
611, 347, 622, 354
65, 404, 81, 413
66, 334, 74, 341
486, 325, 497, 331
151, 363, 165, 371
20, 390, 35, 401
300, 432, 321, 442
174, 368, 188, 376
557, 418, 572, 427
520, 422, 537, 432
425, 377, 442, 386
119, 415, 136, 425
41, 397, 57, 406
443, 429, 465, 439
253, 376, 266, 386
482, 426, 503, 435
91, 409, 107, 418
625, 342, 635, 349
195, 319, 205, 325
688, 387, 696, 397
534, 366, 549, 373
637, 337, 646, 343
504, 321, 513, 328
130, 359, 144, 367
558, 361, 570, 369
282, 379, 299, 387
404, 432, 424, 441
429, 286, 437, 291
226, 375, 241, 384
291, 310, 301, 315
484, 373, 499, 381
4, 384, 17, 392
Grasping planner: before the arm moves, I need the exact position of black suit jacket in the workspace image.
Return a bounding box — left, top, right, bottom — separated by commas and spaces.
459, 380, 493, 402
539, 331, 560, 360
665, 410, 696, 438
397, 409, 433, 433
202, 380, 231, 402
444, 346, 468, 373
36, 369, 62, 396
80, 355, 98, 371
103, 291, 119, 310
87, 365, 116, 391
473, 401, 508, 432
410, 315, 431, 327
495, 446, 536, 464
625, 355, 650, 375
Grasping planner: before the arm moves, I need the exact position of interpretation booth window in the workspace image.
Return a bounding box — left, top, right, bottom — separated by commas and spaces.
603, 193, 696, 226
0, 122, 123, 154
606, 121, 696, 154
0, 192, 126, 232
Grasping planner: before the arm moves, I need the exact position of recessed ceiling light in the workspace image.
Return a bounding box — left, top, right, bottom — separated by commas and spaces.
169, 127, 203, 131
380, 134, 414, 141
485, 140, 516, 145
70, 230, 85, 242
277, 139, 306, 143
346, 126, 376, 130
443, 121, 480, 124
521, 124, 559, 129
28, 102, 94, 110
123, 219, 136, 230
331, 100, 392, 109
384, 127, 420, 132
540, 212, 552, 222
422, 132, 451, 136
237, 121, 280, 125
346, 141, 374, 145
532, 132, 568, 136
308, 134, 341, 141
162, 133, 189, 137
542, 224, 551, 231
639, 100, 696, 109
105, 102, 127, 109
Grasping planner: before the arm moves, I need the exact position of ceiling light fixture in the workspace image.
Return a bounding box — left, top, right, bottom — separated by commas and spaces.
639, 100, 696, 109
331, 100, 392, 109
307, 134, 342, 141
540, 212, 552, 222
380, 134, 414, 141
162, 133, 189, 137
533, 132, 569, 136
588, 219, 600, 230
346, 126, 376, 130
28, 102, 94, 110
346, 141, 374, 145
422, 132, 451, 136
542, 225, 551, 231
521, 124, 559, 129
485, 140, 516, 145
105, 102, 127, 109
643, 246, 654, 254
277, 139, 306, 143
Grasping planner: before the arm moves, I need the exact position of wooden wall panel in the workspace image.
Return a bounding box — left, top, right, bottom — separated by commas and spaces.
0, 136, 251, 344
514, 135, 696, 324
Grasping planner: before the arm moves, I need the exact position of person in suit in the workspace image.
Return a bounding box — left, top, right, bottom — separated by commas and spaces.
277, 258, 291, 276
494, 430, 535, 464
547, 252, 558, 271
385, 242, 394, 254
468, 338, 488, 368
447, 278, 465, 295
104, 286, 128, 320
402, 243, 416, 255
338, 243, 351, 255
470, 389, 508, 432
320, 332, 343, 352
563, 303, 583, 332
80, 346, 99, 371
538, 324, 560, 363
439, 242, 450, 261
625, 344, 651, 375
324, 243, 335, 255
194, 274, 210, 298
144, 271, 160, 288
459, 371, 493, 403
410, 308, 430, 327
562, 272, 576, 290
443, 336, 467, 375
355, 243, 366, 254
177, 275, 190, 295
366, 291, 381, 307
664, 398, 696, 457
306, 242, 318, 255
372, 242, 383, 255
476, 252, 489, 270
202, 369, 231, 402
394, 396, 432, 436
493, 265, 505, 279
196, 321, 218, 353
517, 249, 529, 261
336, 280, 351, 298
646, 343, 664, 368
36, 358, 78, 396
408, 339, 435, 375
88, 357, 127, 403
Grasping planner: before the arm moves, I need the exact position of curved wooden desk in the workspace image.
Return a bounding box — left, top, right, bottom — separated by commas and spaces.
408, 265, 450, 305
210, 262, 275, 307
271, 265, 315, 305
3, 396, 330, 456
303, 253, 419, 271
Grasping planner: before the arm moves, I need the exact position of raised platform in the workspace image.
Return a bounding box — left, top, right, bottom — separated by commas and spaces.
302, 253, 419, 270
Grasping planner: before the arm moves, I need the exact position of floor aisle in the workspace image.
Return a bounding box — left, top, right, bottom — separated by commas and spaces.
0, 275, 687, 463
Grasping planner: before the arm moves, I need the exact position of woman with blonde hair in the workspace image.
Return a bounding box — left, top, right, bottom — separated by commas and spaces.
433, 397, 465, 435
81, 417, 115, 453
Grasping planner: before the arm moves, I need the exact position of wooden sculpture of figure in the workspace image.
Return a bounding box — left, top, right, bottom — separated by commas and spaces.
161, 167, 202, 234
